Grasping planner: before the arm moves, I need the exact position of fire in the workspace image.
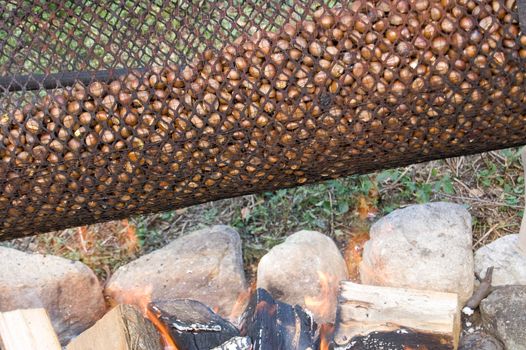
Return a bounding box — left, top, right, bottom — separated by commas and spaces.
345, 190, 375, 281
319, 323, 335, 350
356, 194, 378, 220
304, 271, 335, 323
120, 218, 139, 254
229, 281, 256, 325
146, 305, 179, 350
343, 231, 370, 282
77, 226, 90, 253
116, 286, 179, 350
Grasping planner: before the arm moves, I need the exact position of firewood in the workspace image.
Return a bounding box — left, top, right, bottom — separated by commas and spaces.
239, 288, 319, 350
66, 304, 162, 350
334, 282, 461, 350
211, 336, 252, 350
148, 299, 240, 350
0, 308, 61, 350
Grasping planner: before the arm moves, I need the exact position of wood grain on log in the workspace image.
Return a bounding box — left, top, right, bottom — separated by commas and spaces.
0, 308, 61, 350
66, 304, 162, 350
334, 282, 461, 350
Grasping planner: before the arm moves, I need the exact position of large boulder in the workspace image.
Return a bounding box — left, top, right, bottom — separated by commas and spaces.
257, 230, 348, 323
360, 202, 474, 304
480, 285, 526, 350
0, 247, 106, 344
105, 225, 247, 318
474, 234, 526, 286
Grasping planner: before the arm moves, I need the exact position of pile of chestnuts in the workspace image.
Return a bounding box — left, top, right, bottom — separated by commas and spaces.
1, 0, 525, 237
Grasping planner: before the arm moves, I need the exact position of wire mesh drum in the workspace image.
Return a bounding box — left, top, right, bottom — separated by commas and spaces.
0, 0, 525, 238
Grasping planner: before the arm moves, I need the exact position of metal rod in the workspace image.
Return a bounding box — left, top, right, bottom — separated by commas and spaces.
0, 68, 143, 92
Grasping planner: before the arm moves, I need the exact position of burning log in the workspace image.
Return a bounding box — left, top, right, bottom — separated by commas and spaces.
0, 308, 61, 350
148, 299, 240, 350
211, 336, 252, 350
240, 288, 319, 350
334, 282, 461, 350
66, 304, 162, 350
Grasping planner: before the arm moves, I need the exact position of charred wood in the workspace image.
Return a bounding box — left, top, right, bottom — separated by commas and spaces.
240, 288, 319, 350
148, 299, 239, 350
211, 336, 252, 350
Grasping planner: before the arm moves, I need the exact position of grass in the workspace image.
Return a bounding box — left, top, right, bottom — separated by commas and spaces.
4, 147, 524, 282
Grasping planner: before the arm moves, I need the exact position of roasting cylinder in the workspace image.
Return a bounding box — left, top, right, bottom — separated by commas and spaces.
0, 0, 525, 238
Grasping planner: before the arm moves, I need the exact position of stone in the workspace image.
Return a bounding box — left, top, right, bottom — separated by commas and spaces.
105, 225, 247, 319
256, 230, 348, 323
480, 285, 526, 350
474, 234, 526, 286
459, 332, 504, 350
360, 202, 474, 304
0, 246, 106, 344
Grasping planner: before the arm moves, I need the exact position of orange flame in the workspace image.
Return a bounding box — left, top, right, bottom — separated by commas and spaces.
115, 286, 179, 350
319, 323, 335, 350
229, 281, 256, 325
77, 226, 90, 253
304, 271, 335, 322
343, 231, 370, 282
357, 195, 378, 220
121, 219, 139, 254
146, 305, 179, 350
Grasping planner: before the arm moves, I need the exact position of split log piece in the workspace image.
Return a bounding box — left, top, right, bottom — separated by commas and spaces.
334, 282, 461, 350
66, 304, 162, 350
0, 308, 61, 350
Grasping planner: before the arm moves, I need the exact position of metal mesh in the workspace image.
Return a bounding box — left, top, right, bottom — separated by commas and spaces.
0, 0, 525, 239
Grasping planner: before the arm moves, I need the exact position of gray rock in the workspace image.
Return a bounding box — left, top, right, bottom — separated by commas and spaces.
257, 230, 348, 323
360, 202, 474, 304
475, 234, 526, 286
480, 285, 526, 350
459, 332, 504, 350
105, 225, 247, 319
0, 247, 106, 344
